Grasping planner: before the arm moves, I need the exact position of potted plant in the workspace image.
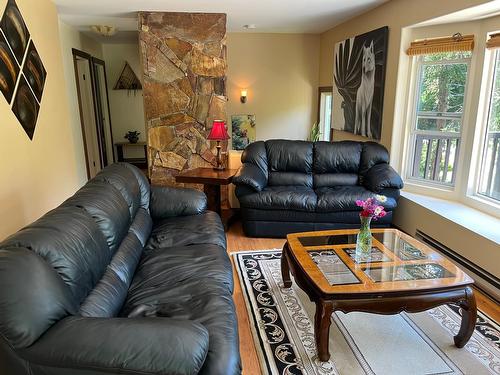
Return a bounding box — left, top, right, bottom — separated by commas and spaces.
124, 130, 140, 144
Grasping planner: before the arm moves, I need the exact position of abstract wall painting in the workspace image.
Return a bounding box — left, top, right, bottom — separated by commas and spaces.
0, 31, 19, 103
231, 114, 256, 150
23, 40, 46, 102
0, 0, 46, 140
332, 26, 388, 140
0, 0, 29, 65
12, 74, 39, 140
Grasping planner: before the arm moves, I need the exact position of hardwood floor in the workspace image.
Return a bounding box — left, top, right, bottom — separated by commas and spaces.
226, 222, 499, 375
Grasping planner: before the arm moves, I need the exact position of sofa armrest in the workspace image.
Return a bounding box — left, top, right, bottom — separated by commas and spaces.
232, 164, 267, 192
21, 316, 209, 375
150, 185, 207, 220
363, 164, 404, 193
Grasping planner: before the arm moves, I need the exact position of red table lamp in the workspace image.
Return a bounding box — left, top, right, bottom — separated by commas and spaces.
207, 119, 230, 170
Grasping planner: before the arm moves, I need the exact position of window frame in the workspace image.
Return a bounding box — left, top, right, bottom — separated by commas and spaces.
317, 86, 333, 142
404, 53, 472, 191
465, 46, 500, 213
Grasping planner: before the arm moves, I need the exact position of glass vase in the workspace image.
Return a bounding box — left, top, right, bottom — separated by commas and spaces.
355, 215, 373, 262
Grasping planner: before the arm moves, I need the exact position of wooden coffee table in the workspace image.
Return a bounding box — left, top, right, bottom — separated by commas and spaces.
281, 228, 476, 362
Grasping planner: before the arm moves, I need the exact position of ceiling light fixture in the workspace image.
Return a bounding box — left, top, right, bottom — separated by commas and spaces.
243, 24, 256, 30
91, 25, 117, 37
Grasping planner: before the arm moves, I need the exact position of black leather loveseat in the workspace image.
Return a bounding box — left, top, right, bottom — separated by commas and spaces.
233, 140, 403, 237
0, 163, 240, 375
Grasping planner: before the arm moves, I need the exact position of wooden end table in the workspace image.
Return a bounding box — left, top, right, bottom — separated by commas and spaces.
281, 228, 476, 362
175, 167, 238, 230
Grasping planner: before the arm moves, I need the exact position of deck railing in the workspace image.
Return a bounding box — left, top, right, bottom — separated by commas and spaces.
412, 133, 460, 184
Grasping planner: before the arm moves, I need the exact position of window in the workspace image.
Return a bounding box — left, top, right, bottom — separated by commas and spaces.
477, 50, 500, 202
407, 51, 471, 186
317, 87, 332, 141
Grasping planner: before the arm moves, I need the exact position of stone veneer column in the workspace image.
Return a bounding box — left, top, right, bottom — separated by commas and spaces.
138, 12, 228, 185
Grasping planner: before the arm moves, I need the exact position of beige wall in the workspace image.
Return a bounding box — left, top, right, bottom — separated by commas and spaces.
319, 0, 488, 149
102, 43, 146, 158
0, 0, 83, 239
227, 33, 320, 143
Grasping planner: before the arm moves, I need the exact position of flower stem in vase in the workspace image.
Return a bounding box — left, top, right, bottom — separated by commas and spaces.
355, 215, 372, 262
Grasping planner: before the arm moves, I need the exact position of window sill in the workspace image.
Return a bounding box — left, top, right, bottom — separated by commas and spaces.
400, 191, 500, 245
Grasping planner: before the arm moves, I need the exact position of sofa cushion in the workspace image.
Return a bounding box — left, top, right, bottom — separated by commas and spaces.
268, 171, 313, 187
315, 186, 397, 213
238, 186, 318, 212
146, 211, 226, 251
121, 244, 239, 375
313, 141, 362, 173
266, 140, 313, 173
313, 173, 359, 188
123, 244, 233, 311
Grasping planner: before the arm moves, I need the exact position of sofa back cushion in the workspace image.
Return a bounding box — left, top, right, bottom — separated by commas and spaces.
313, 141, 362, 187
266, 140, 313, 187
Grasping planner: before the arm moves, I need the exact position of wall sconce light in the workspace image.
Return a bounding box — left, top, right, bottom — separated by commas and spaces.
240, 89, 247, 103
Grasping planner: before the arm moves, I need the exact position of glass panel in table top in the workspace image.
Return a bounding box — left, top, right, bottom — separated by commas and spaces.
372, 232, 429, 261
364, 263, 455, 283
307, 250, 360, 285
343, 247, 392, 264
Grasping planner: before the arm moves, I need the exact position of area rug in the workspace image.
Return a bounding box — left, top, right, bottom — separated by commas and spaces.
234, 250, 500, 375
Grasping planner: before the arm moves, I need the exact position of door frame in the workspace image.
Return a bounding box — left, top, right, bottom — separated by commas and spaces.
72, 48, 114, 179
91, 57, 115, 165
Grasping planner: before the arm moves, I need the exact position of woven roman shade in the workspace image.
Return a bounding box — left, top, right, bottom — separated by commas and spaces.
486, 33, 500, 49
406, 33, 474, 56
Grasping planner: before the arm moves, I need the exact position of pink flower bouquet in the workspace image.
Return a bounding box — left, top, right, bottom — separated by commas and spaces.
355, 195, 387, 220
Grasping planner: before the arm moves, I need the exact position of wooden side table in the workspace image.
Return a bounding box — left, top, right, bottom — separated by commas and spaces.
175, 167, 238, 230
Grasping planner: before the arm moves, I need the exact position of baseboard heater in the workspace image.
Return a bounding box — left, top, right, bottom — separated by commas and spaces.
415, 230, 500, 304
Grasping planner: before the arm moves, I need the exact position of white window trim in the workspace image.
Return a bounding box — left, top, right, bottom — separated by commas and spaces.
464, 47, 500, 216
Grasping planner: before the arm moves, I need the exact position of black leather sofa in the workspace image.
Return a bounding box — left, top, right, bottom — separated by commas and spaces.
0, 163, 241, 375
233, 140, 403, 237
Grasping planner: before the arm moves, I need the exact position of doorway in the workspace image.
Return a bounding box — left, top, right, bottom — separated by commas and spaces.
72, 49, 114, 179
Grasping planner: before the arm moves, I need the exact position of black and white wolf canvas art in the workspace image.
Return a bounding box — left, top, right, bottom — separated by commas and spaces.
332, 26, 388, 140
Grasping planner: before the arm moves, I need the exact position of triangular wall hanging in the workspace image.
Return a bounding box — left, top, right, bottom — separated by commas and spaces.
114, 61, 142, 91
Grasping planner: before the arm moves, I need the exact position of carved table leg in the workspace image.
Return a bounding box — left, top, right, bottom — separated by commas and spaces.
454, 286, 477, 348
281, 243, 292, 288
314, 299, 334, 362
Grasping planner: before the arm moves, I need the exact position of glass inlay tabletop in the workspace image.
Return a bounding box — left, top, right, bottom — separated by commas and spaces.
309, 250, 360, 285
287, 228, 472, 293
364, 263, 454, 282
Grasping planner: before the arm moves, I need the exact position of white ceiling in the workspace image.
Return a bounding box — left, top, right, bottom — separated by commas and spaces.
54, 0, 388, 42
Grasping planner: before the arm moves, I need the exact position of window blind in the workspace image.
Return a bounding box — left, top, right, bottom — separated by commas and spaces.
486, 33, 500, 49
406, 33, 474, 56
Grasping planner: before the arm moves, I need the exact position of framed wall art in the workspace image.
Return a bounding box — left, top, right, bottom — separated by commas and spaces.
332, 26, 388, 140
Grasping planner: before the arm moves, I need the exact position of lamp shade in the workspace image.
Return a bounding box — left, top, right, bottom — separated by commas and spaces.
207, 120, 230, 140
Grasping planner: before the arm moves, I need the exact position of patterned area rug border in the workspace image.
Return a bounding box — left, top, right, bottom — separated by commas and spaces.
233, 250, 500, 375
